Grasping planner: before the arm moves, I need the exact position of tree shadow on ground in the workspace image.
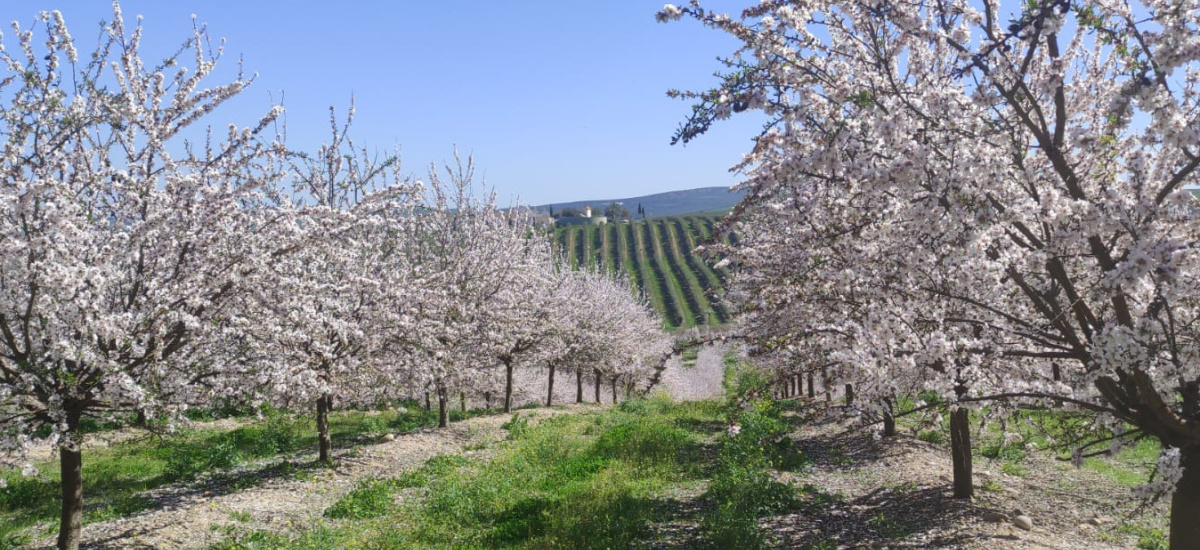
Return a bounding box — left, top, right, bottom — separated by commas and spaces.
766, 484, 987, 548
791, 423, 919, 472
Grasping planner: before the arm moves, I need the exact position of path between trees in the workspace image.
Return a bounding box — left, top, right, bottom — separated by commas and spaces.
46, 355, 726, 549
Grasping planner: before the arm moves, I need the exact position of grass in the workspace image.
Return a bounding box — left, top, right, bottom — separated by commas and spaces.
0, 403, 485, 548
216, 395, 725, 549
699, 363, 803, 550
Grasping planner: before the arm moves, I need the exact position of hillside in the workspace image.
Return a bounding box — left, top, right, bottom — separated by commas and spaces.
538, 186, 745, 219
553, 215, 733, 329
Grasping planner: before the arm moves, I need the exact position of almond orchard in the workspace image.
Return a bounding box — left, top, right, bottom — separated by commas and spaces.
2, 1, 1197, 549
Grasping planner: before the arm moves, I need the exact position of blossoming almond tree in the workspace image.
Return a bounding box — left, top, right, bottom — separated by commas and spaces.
484, 244, 564, 412
0, 6, 285, 549
548, 267, 670, 405
398, 155, 542, 427
664, 0, 1200, 545
244, 108, 415, 463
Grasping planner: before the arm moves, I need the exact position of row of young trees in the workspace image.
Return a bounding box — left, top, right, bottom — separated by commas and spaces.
0, 7, 669, 550
663, 0, 1200, 547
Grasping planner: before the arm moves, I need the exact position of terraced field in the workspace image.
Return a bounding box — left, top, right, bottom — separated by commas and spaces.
553, 216, 732, 329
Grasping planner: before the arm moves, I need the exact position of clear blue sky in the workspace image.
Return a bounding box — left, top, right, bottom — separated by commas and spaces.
7, 1, 762, 206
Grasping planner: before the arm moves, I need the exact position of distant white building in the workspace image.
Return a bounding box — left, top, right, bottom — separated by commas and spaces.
581, 205, 592, 218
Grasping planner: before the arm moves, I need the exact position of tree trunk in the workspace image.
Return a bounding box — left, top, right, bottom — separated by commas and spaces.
576, 369, 583, 404
58, 408, 83, 550
883, 408, 896, 437
504, 360, 514, 413
594, 369, 601, 403
844, 384, 854, 407
807, 373, 815, 398
437, 385, 449, 428
949, 406, 973, 498
611, 376, 618, 403
1170, 446, 1200, 549
484, 392, 492, 410
317, 394, 333, 464
797, 374, 803, 397
424, 391, 431, 411
547, 364, 556, 407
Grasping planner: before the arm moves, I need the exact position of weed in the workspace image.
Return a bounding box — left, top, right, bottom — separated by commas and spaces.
501, 413, 530, 439
918, 429, 945, 445
1000, 461, 1027, 477
163, 439, 242, 481
1118, 524, 1168, 550
869, 511, 910, 539
323, 478, 397, 519
979, 441, 1026, 462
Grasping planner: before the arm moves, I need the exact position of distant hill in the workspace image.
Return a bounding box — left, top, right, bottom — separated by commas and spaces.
537, 186, 744, 219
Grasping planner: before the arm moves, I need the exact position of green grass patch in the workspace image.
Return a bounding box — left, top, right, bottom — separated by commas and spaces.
216, 396, 723, 549
324, 478, 399, 519
701, 363, 801, 550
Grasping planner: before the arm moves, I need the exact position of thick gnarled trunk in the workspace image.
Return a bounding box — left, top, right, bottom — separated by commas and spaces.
883, 409, 896, 437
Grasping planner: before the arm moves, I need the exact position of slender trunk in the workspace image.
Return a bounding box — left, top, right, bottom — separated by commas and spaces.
1170, 446, 1200, 549
883, 409, 896, 437
844, 383, 854, 407
611, 376, 618, 403
484, 392, 492, 410
437, 384, 449, 428
594, 369, 601, 403
797, 374, 803, 397
504, 360, 514, 413
317, 394, 333, 464
576, 369, 583, 404
949, 406, 973, 499
822, 368, 831, 402
460, 391, 466, 413
57, 408, 83, 550
547, 364, 556, 407
424, 391, 431, 411
807, 373, 815, 398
